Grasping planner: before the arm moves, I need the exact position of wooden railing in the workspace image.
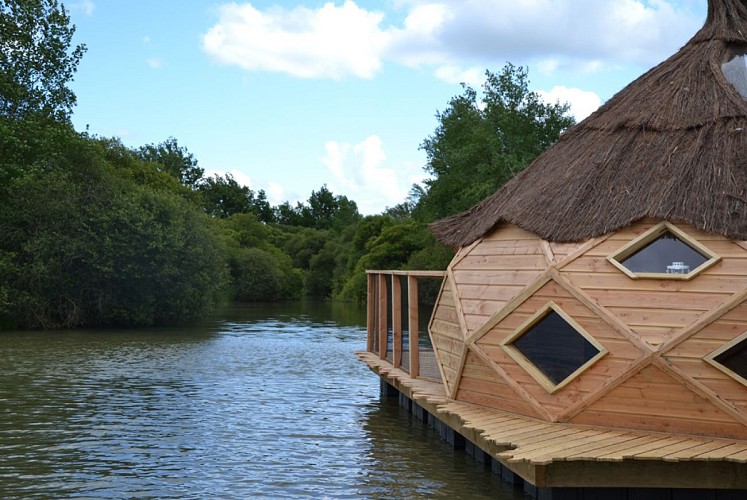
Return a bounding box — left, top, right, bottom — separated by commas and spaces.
366, 270, 446, 381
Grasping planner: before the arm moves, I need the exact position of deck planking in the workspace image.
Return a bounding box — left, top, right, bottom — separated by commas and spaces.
358, 351, 747, 488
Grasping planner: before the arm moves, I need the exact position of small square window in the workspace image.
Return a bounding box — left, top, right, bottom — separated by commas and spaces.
607, 222, 720, 280
705, 331, 747, 387
501, 302, 608, 393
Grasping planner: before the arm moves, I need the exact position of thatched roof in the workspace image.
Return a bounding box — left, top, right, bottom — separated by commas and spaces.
432, 0, 747, 246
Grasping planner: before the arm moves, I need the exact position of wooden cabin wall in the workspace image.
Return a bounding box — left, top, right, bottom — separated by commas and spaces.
449, 225, 547, 335
472, 280, 641, 421
560, 220, 747, 348
428, 219, 747, 439
455, 349, 545, 418
664, 299, 747, 435
429, 277, 464, 396
570, 364, 747, 439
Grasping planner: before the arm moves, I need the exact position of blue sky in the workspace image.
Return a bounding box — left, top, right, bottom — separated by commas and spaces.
66, 0, 707, 214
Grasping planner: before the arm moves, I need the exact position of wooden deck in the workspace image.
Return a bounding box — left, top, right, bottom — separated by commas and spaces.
358, 351, 747, 489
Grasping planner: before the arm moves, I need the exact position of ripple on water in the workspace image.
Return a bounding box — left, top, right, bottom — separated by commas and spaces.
0, 305, 524, 499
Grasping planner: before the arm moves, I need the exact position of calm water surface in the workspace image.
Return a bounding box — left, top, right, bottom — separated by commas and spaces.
0, 302, 524, 498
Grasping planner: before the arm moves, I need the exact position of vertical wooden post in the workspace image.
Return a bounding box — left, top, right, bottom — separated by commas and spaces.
366, 273, 375, 352
392, 274, 402, 368
408, 275, 420, 378
378, 273, 388, 360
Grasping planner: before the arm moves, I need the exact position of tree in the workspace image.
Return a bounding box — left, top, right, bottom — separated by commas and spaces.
252, 189, 275, 223
416, 64, 575, 221
231, 248, 302, 302
338, 220, 440, 302
0, 136, 228, 328
0, 0, 86, 121
198, 173, 252, 218
296, 184, 361, 230
137, 137, 204, 188
274, 201, 305, 226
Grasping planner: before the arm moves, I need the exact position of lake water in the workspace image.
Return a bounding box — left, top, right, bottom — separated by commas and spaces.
0, 301, 524, 498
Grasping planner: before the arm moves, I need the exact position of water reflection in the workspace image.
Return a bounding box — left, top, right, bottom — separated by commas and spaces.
0, 302, 521, 498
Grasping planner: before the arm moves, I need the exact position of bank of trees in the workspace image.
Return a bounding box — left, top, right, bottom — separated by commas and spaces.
0, 0, 574, 329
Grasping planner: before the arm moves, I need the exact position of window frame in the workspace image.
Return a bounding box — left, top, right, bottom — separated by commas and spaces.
501, 301, 608, 394
704, 331, 747, 388
607, 221, 721, 281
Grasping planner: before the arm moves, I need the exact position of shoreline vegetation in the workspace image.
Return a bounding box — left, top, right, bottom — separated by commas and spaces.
0, 0, 573, 330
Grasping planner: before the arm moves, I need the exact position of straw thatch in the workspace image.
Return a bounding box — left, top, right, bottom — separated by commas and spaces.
431, 0, 747, 246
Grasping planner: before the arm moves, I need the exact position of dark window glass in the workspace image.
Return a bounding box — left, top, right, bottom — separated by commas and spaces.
714, 341, 747, 381
512, 311, 599, 386
621, 231, 707, 275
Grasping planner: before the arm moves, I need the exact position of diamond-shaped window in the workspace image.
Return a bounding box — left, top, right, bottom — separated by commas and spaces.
607, 222, 720, 280
501, 302, 608, 393
705, 331, 747, 387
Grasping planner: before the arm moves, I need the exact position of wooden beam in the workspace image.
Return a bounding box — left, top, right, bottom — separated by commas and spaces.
540, 239, 555, 265
366, 269, 446, 277
392, 274, 402, 368
408, 275, 420, 378
447, 268, 470, 339
378, 273, 388, 360
367, 272, 375, 352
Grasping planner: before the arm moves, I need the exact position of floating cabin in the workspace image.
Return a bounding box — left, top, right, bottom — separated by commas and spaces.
359, 0, 747, 496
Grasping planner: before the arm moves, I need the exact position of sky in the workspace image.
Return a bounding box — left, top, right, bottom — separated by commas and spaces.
65, 0, 707, 214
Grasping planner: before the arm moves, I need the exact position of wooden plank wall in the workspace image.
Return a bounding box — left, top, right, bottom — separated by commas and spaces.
560, 220, 747, 348
429, 277, 464, 395
472, 281, 641, 421
664, 299, 747, 437
456, 349, 545, 418
451, 225, 547, 335
571, 364, 747, 439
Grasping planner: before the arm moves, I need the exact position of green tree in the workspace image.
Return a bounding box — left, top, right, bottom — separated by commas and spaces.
198, 173, 252, 218
137, 137, 204, 188
0, 0, 86, 121
231, 248, 302, 302
417, 64, 574, 221
338, 220, 440, 302
307, 239, 349, 298
0, 144, 227, 328
274, 185, 361, 230
283, 228, 328, 270
252, 189, 275, 223
274, 201, 305, 226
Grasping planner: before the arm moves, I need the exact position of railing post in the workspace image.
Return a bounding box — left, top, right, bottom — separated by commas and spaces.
377, 273, 388, 360
366, 273, 375, 352
392, 274, 402, 368
408, 275, 419, 378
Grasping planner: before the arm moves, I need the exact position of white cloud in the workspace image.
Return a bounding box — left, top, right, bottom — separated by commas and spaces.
538, 86, 602, 121
322, 135, 419, 214
202, 1, 388, 79
202, 1, 702, 80
434, 65, 483, 86
70, 1, 95, 16
266, 182, 286, 206
146, 58, 163, 69
408, 0, 701, 69
228, 169, 254, 189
